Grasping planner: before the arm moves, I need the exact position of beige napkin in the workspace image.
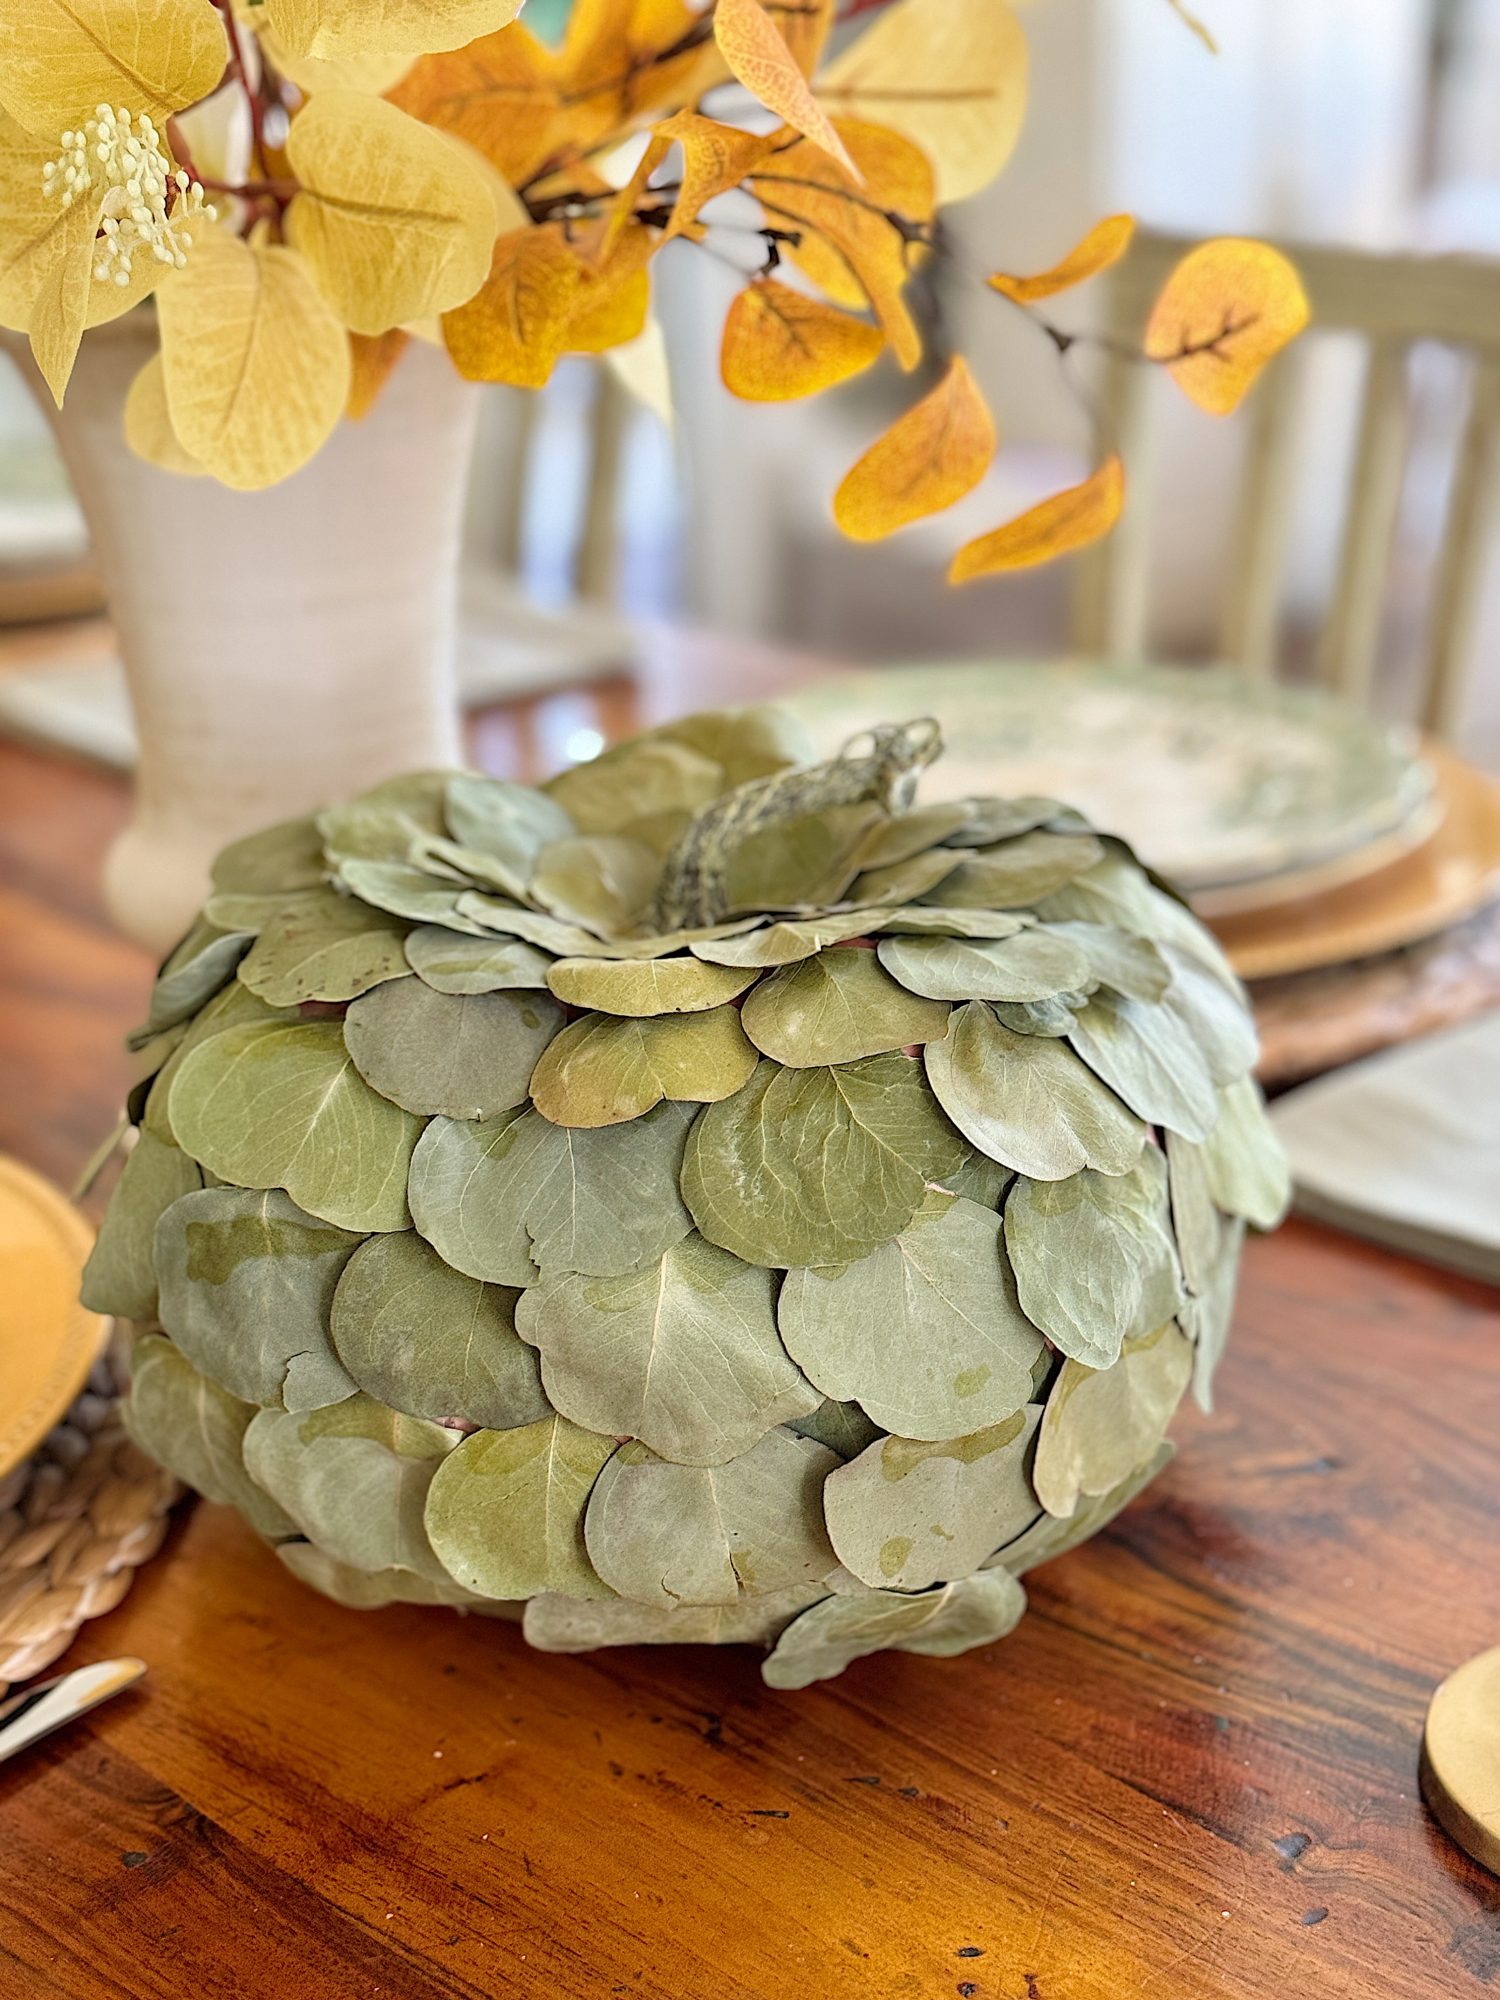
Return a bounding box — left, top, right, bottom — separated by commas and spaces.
1271, 1010, 1500, 1284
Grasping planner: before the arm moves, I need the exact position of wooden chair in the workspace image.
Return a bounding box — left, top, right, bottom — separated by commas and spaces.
1072, 230, 1500, 740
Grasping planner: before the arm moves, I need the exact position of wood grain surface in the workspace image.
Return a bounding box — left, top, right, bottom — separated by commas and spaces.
1, 645, 1498, 2000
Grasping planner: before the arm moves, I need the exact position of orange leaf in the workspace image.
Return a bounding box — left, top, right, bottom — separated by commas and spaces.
778, 0, 839, 76
714, 0, 857, 176
390, 26, 563, 188
949, 455, 1124, 580
750, 122, 932, 368
653, 110, 776, 240
722, 278, 884, 401
1144, 238, 1309, 416
442, 226, 584, 387
346, 328, 409, 420
560, 0, 715, 144
988, 214, 1135, 305
834, 357, 996, 541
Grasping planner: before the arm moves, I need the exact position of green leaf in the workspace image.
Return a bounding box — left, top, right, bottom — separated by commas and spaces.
516, 1234, 819, 1464
871, 906, 1028, 939
762, 1570, 1027, 1688
990, 994, 1084, 1038
846, 846, 970, 907
210, 815, 326, 896
145, 919, 253, 1034
989, 1441, 1173, 1577
877, 929, 1091, 1004
424, 1415, 616, 1599
80, 1133, 202, 1322
279, 1540, 514, 1613
853, 802, 976, 867
546, 736, 724, 839
823, 1406, 1042, 1591
405, 926, 554, 995
725, 802, 885, 912
1165, 1129, 1221, 1295
337, 860, 490, 934
926, 1003, 1144, 1181
1182, 1217, 1244, 1413
330, 1230, 548, 1430
1005, 1151, 1185, 1369
317, 772, 449, 861
455, 891, 623, 957
523, 1581, 824, 1654
931, 831, 1104, 908
787, 1398, 884, 1460
1161, 946, 1259, 1084
945, 797, 1063, 845
245, 1394, 459, 1578
238, 886, 410, 1006
778, 1190, 1044, 1438
1032, 1324, 1192, 1518
683, 1055, 965, 1268
529, 1007, 758, 1128
545, 955, 757, 1016
1200, 1076, 1290, 1228
409, 1100, 696, 1284
1067, 989, 1219, 1142
532, 834, 660, 933
153, 1185, 361, 1409
123, 1334, 296, 1541
142, 980, 297, 1145
689, 910, 892, 967
445, 771, 573, 872
1043, 921, 1170, 1002
205, 887, 325, 936
170, 1019, 423, 1233
740, 948, 950, 1067
582, 1430, 837, 1605
343, 977, 563, 1119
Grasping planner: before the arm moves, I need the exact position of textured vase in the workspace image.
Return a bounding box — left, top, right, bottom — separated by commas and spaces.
19, 316, 479, 954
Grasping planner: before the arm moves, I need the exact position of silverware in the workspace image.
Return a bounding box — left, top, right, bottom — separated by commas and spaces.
0, 1657, 146, 1765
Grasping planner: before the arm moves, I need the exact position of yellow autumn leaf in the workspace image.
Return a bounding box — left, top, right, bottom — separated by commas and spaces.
949, 454, 1124, 579
653, 111, 775, 241
721, 279, 884, 402
1144, 237, 1309, 416
0, 0, 228, 140
264, 0, 523, 62
389, 25, 563, 191
564, 0, 724, 138
442, 226, 583, 388
22, 193, 98, 406
778, 0, 838, 76
750, 123, 931, 368
834, 356, 996, 540
714, 0, 857, 177
253, 21, 414, 98
347, 328, 410, 419
816, 0, 1028, 205
123, 351, 203, 474
284, 93, 496, 336
156, 227, 351, 489
567, 227, 652, 354
989, 214, 1135, 304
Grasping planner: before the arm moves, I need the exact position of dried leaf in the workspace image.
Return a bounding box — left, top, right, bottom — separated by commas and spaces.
389, 23, 564, 189
124, 1334, 296, 1541
424, 1416, 615, 1599
988, 215, 1134, 304
740, 947, 950, 1066
79, 1132, 202, 1322
655, 110, 776, 240
156, 226, 350, 490
530, 1006, 758, 1128
815, 0, 1028, 204
1144, 237, 1309, 416
443, 225, 584, 387
0, 0, 228, 136
1032, 1324, 1192, 1518
877, 928, 1091, 1004
344, 977, 563, 1119
237, 886, 409, 1006
714, 0, 855, 175
405, 927, 553, 995
950, 456, 1125, 580
347, 328, 409, 419
1067, 987, 1219, 1142
524, 1582, 823, 1654
124, 354, 204, 474
1199, 1076, 1290, 1228
762, 1569, 1026, 1688
834, 358, 995, 540
546, 955, 756, 1017
721, 278, 884, 402
266, 0, 522, 61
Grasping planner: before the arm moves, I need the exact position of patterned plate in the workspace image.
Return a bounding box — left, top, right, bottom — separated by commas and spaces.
786, 660, 1435, 894
0, 1158, 107, 1479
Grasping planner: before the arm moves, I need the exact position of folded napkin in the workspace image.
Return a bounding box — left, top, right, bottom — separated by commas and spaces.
1271, 1009, 1500, 1284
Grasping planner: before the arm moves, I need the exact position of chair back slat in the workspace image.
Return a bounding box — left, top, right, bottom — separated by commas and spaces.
1424, 353, 1500, 739
1080, 228, 1500, 738
1220, 344, 1306, 678
1316, 337, 1410, 704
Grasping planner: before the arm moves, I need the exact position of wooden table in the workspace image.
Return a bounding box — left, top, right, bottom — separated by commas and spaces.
2, 650, 1499, 2000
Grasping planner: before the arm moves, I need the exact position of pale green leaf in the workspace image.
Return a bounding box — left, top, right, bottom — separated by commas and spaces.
1032, 1324, 1193, 1518
545, 955, 757, 1017
237, 886, 410, 1006
877, 929, 1090, 1004
343, 976, 563, 1119
1200, 1076, 1290, 1229
523, 1582, 824, 1654
80, 1132, 202, 1322
989, 1442, 1174, 1577
530, 1007, 757, 1128
740, 947, 950, 1067
424, 1415, 615, 1599
762, 1570, 1027, 1689
405, 926, 554, 995
123, 1333, 297, 1541
1067, 989, 1219, 1142
932, 831, 1104, 909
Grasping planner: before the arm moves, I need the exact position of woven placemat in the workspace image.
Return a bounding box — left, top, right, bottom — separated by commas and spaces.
0, 1333, 180, 1695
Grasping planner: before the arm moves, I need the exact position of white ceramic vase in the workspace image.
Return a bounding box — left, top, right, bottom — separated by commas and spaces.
20, 315, 479, 954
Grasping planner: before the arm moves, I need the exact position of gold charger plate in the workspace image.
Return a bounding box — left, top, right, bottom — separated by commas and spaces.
1213, 745, 1500, 982
1421, 1644, 1500, 1877
0, 1157, 107, 1479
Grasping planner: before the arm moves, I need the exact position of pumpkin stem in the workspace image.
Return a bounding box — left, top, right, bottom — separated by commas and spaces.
651, 717, 943, 932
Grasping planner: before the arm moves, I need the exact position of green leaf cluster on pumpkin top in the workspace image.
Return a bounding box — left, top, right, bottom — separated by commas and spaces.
84, 705, 1288, 1689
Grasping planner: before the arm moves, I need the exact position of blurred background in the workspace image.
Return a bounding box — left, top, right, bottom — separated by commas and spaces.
4, 0, 1500, 766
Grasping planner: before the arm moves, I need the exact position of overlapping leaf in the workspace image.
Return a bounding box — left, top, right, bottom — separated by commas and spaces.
1032, 1324, 1192, 1518
344, 977, 562, 1119
529, 1006, 757, 1127
762, 1568, 1027, 1688
424, 1415, 615, 1599
740, 948, 950, 1067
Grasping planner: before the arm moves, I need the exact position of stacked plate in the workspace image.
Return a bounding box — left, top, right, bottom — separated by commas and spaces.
787, 661, 1500, 981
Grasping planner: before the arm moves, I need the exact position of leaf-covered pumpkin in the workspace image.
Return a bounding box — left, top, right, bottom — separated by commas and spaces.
90, 707, 1289, 1686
